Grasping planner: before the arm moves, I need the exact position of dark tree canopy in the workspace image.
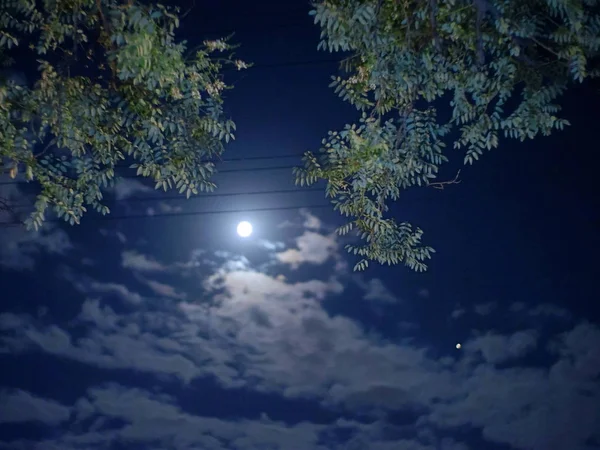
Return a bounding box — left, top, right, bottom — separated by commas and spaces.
295, 0, 599, 271
2, 0, 599, 272
1, 0, 245, 229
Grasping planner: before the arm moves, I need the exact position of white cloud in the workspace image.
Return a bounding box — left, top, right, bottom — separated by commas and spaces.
112, 178, 153, 200
529, 303, 571, 319
89, 281, 143, 304
425, 323, 600, 450
0, 389, 70, 425
99, 229, 127, 243
356, 278, 399, 303
463, 329, 538, 364
0, 384, 466, 450
258, 239, 285, 251
157, 201, 182, 213
473, 302, 496, 316
78, 299, 119, 330
2, 246, 600, 450
2, 301, 600, 450
1, 177, 71, 271
121, 250, 166, 272
276, 231, 337, 269
450, 308, 465, 319
300, 209, 322, 230
145, 279, 186, 299
0, 224, 72, 270
509, 302, 571, 321
551, 322, 600, 380
0, 309, 201, 383
60, 266, 144, 305
147, 202, 183, 216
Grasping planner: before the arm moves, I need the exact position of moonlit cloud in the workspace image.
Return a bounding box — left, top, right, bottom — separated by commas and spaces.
276, 231, 338, 269
463, 329, 538, 364
144, 279, 186, 299
0, 389, 71, 425
0, 185, 73, 270
112, 178, 153, 200
1, 209, 598, 450
473, 302, 496, 316
121, 250, 167, 272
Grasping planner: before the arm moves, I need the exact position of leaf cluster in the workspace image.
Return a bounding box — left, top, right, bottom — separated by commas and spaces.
297, 0, 599, 270
1, 0, 246, 228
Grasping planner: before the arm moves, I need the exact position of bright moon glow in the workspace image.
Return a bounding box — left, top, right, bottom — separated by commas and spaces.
237, 221, 253, 237
456, 343, 462, 349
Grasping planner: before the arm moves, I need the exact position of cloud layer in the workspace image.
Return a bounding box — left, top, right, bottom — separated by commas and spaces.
0, 211, 599, 450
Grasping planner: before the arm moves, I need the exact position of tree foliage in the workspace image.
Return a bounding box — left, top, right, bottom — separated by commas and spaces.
0, 0, 245, 229
295, 0, 600, 271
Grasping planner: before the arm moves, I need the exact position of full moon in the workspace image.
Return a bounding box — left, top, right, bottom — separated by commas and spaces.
237, 221, 253, 237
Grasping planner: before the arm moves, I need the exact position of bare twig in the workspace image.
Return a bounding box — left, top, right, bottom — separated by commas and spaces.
394, 99, 415, 151
427, 169, 462, 190
0, 196, 19, 223
0, 197, 25, 226
429, 0, 442, 52
474, 0, 487, 65
95, 0, 118, 82
0, 197, 12, 212
180, 0, 195, 20
35, 138, 56, 159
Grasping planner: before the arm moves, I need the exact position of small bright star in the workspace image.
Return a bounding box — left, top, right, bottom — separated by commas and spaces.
237, 221, 253, 238
456, 343, 462, 349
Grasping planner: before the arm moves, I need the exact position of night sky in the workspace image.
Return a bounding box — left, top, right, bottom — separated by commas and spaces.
1, 1, 600, 449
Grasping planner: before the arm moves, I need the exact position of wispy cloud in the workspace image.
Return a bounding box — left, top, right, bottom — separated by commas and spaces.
0, 389, 71, 425
144, 279, 186, 299
3, 290, 598, 449
1, 209, 599, 450
276, 231, 338, 269
89, 281, 143, 305
463, 329, 538, 364
0, 224, 72, 271
112, 178, 153, 201
473, 301, 496, 316
354, 277, 399, 303
121, 250, 166, 272
0, 383, 473, 450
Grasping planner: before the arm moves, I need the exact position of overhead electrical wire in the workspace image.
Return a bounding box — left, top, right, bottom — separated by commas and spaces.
0, 53, 347, 187
8, 186, 325, 209
233, 57, 344, 71
0, 203, 333, 228
0, 164, 301, 186
0, 54, 345, 225
114, 152, 305, 168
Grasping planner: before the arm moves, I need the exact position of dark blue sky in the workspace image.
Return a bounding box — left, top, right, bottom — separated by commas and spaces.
1, 1, 599, 449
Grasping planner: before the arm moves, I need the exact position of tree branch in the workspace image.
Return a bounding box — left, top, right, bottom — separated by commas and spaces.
427, 169, 461, 190
429, 0, 442, 52
0, 196, 20, 224
474, 0, 487, 65
180, 0, 195, 20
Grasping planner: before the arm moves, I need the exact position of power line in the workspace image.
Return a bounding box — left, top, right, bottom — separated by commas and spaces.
114, 152, 305, 168
10, 186, 324, 209
0, 203, 332, 228
127, 164, 298, 176
199, 153, 304, 162
0, 164, 300, 186
114, 186, 323, 204
0, 52, 347, 186
237, 57, 344, 71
